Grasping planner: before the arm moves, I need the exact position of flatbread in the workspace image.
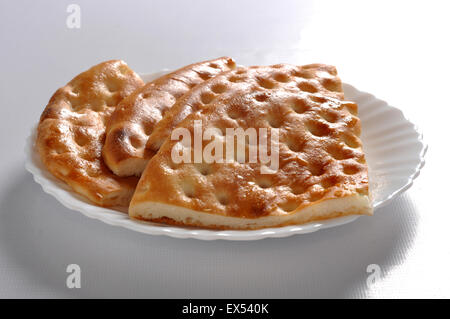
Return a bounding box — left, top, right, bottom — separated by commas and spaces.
103, 57, 236, 176
130, 86, 371, 229
37, 60, 144, 207
146, 64, 344, 159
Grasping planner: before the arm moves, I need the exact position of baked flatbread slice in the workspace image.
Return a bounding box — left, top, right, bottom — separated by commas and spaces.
37, 60, 144, 207
130, 86, 371, 229
146, 64, 344, 158
103, 57, 236, 177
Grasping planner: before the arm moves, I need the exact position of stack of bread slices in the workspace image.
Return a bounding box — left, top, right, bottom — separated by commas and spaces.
36, 58, 372, 230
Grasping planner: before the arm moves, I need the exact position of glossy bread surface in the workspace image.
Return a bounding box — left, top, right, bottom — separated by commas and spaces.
103, 57, 236, 176
146, 64, 344, 157
37, 60, 144, 207
131, 79, 371, 229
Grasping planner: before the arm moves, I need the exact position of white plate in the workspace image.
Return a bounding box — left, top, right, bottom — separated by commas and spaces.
25, 71, 427, 240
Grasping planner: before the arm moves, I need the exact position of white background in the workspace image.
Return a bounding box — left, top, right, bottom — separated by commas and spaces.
0, 0, 449, 298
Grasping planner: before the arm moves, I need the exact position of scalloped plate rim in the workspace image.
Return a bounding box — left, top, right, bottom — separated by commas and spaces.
24, 73, 427, 241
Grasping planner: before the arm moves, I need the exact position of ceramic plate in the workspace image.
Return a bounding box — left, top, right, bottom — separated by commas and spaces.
25, 71, 427, 240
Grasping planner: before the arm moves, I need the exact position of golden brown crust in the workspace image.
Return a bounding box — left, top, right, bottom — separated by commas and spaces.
146, 63, 344, 158
130, 75, 371, 229
36, 60, 144, 207
102, 57, 236, 176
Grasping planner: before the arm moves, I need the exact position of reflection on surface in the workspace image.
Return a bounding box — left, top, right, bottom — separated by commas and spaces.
0, 168, 418, 298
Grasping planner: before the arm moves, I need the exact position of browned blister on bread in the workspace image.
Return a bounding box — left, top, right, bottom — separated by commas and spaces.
37, 60, 144, 207
103, 57, 236, 177
130, 79, 371, 230
146, 64, 344, 160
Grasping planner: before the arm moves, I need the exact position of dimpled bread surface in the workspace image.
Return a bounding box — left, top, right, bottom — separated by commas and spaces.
37, 60, 144, 207
146, 64, 344, 159
103, 57, 236, 177
130, 86, 372, 229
